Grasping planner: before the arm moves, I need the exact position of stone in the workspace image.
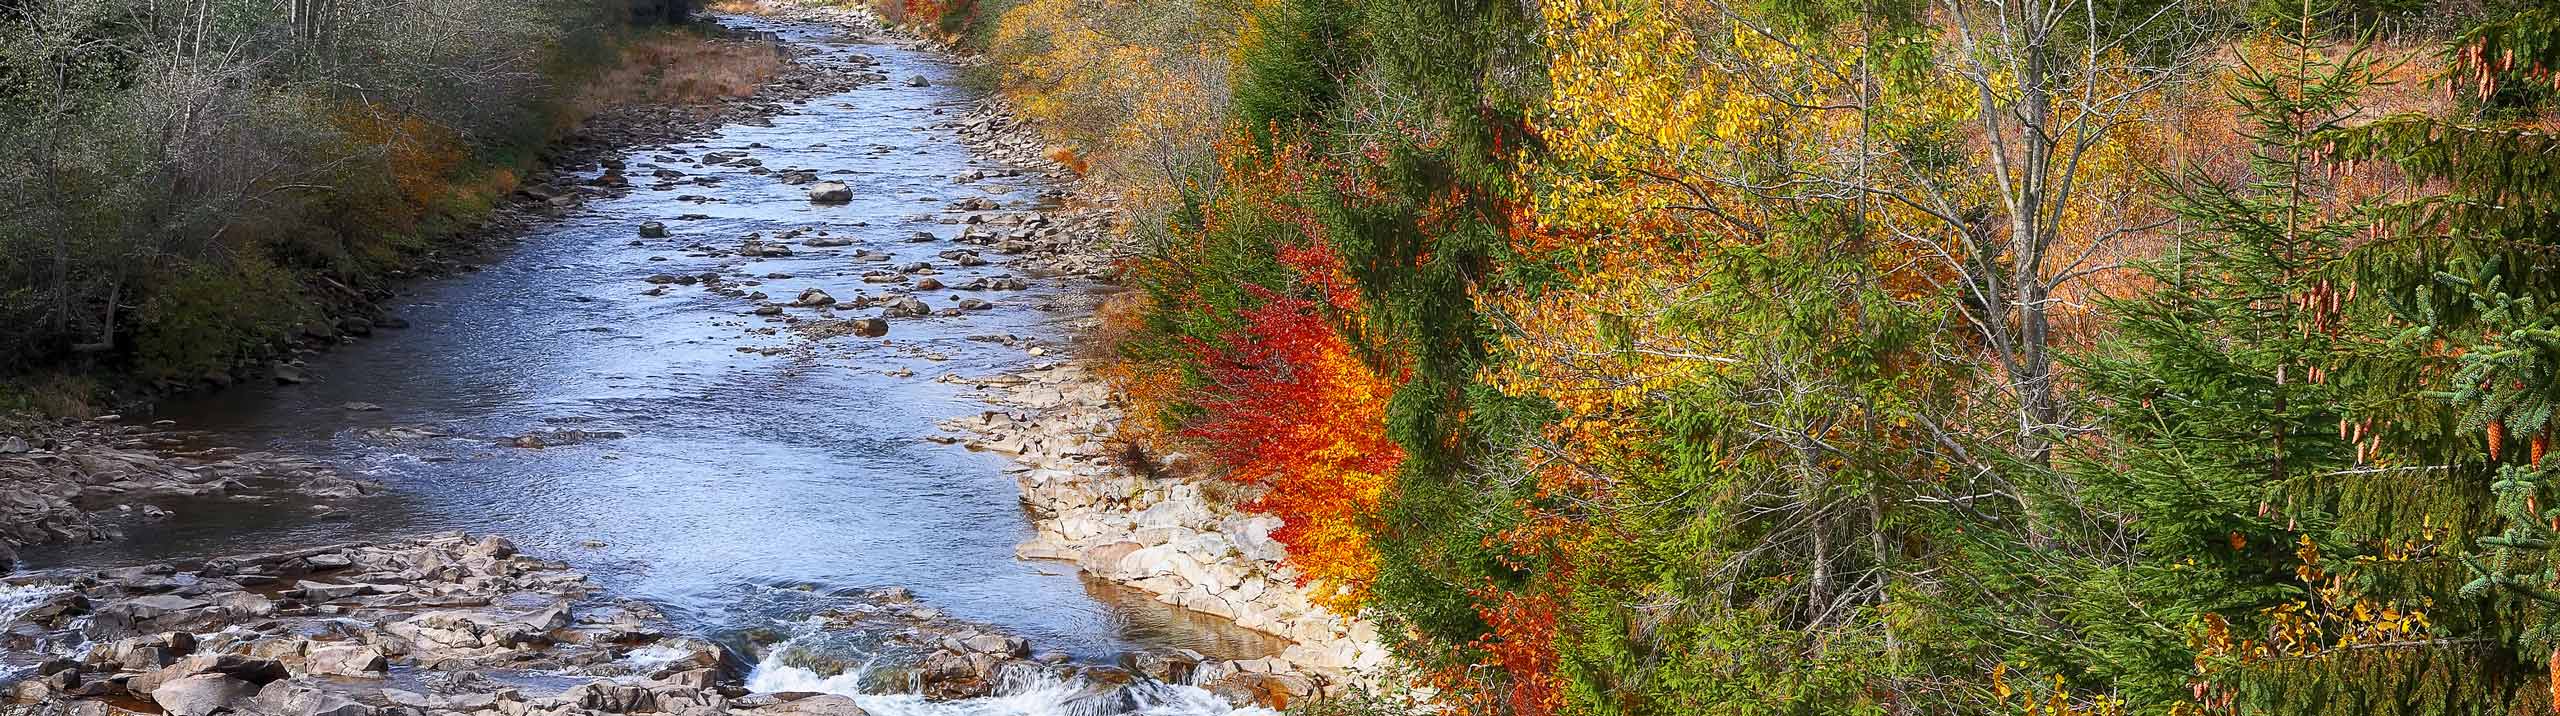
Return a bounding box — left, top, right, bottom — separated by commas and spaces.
468, 535, 518, 559
880, 296, 930, 318
560, 681, 657, 713
152, 674, 261, 716
793, 288, 837, 307
250, 680, 375, 716
272, 363, 310, 385
807, 182, 853, 204
340, 402, 383, 412
304, 645, 386, 677
637, 222, 670, 238
1221, 515, 1288, 563
657, 668, 717, 690
850, 318, 890, 338
906, 75, 929, 87
748, 693, 868, 716
961, 633, 1029, 658
297, 581, 366, 601
524, 604, 571, 632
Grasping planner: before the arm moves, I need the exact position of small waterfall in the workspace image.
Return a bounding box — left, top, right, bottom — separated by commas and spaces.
738, 630, 1277, 716
0, 584, 74, 682
0, 584, 67, 623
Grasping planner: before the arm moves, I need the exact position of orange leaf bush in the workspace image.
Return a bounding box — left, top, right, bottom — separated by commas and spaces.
1185, 281, 1404, 612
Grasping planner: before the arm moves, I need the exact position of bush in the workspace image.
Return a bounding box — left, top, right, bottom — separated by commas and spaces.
0, 0, 633, 378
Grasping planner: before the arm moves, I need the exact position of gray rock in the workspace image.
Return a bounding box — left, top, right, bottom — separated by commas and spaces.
637, 222, 670, 238
524, 604, 571, 632
880, 296, 930, 318
1221, 515, 1288, 563
906, 75, 929, 87
793, 288, 837, 307
961, 633, 1029, 658
296, 581, 366, 601
560, 681, 658, 713
807, 182, 853, 204
468, 535, 517, 559
303, 644, 386, 677
153, 674, 261, 716
251, 680, 375, 716
748, 693, 869, 716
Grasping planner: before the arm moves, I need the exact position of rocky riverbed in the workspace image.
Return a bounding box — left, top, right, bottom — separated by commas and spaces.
0, 423, 382, 572
0, 533, 1291, 716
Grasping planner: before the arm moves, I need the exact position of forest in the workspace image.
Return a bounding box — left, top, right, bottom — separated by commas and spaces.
889, 0, 2560, 712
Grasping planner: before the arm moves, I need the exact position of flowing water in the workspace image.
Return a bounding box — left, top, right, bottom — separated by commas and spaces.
14, 14, 1280, 715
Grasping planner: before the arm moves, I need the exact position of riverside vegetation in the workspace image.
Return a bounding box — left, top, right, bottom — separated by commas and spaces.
0, 0, 774, 406
867, 0, 2560, 713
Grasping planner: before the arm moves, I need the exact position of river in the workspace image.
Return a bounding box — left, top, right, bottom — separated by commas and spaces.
15, 12, 1282, 716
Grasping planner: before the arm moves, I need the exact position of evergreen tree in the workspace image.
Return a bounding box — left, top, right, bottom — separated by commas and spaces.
2055, 1, 2385, 710
2320, 5, 2560, 706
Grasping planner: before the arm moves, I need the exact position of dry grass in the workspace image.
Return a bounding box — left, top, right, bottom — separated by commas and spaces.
1, 373, 101, 420
571, 30, 789, 117
2043, 37, 2460, 351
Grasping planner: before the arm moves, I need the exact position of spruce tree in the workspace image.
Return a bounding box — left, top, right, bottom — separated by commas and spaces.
2058, 0, 2384, 709
2323, 2, 2560, 691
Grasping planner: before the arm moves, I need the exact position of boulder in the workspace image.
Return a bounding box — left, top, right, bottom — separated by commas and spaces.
249, 680, 375, 716
152, 674, 262, 716
880, 296, 930, 318
807, 182, 853, 204
303, 645, 386, 677
468, 535, 517, 560
793, 288, 837, 307
746, 693, 869, 716
560, 681, 658, 713
136, 654, 289, 694
1221, 515, 1288, 563
637, 222, 670, 238
851, 318, 889, 338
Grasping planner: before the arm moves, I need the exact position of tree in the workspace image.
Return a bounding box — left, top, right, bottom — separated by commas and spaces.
2052, 1, 2390, 707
